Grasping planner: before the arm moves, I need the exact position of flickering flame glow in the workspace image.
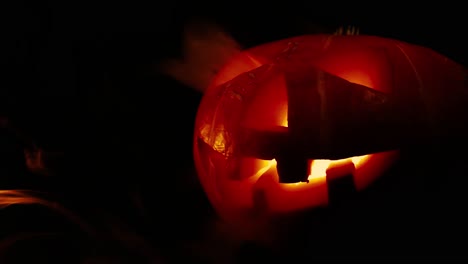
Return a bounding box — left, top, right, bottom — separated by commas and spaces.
200, 95, 372, 185
340, 70, 374, 89
276, 107, 371, 183
252, 159, 276, 180
248, 155, 369, 185
308, 155, 369, 180
0, 190, 49, 209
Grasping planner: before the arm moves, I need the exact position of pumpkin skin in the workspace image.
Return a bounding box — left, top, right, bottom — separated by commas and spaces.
193, 35, 467, 229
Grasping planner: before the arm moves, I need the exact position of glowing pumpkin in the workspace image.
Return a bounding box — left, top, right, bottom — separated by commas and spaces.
193, 35, 467, 227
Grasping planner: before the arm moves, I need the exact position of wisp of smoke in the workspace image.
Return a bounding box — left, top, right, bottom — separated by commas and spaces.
158, 19, 359, 94
158, 19, 241, 93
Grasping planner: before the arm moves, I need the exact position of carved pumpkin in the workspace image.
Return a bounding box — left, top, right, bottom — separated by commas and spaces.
193, 34, 467, 227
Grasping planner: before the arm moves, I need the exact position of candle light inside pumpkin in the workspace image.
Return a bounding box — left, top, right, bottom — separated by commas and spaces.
194, 35, 412, 221
199, 130, 390, 217
195, 33, 467, 240
198, 120, 393, 215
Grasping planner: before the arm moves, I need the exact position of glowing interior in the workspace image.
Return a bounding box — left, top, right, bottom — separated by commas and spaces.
210, 53, 263, 88
202, 50, 379, 186
276, 98, 371, 183
250, 155, 369, 183
196, 42, 400, 215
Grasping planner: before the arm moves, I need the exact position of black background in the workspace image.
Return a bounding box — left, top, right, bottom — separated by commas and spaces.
1, 1, 467, 263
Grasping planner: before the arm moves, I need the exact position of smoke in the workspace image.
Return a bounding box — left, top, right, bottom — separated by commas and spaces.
158, 20, 359, 93
158, 19, 241, 93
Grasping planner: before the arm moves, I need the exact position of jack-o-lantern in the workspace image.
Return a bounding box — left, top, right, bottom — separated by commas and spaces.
193, 34, 467, 229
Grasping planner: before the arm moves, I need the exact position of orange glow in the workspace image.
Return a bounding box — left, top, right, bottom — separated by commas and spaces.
313, 45, 393, 93
210, 53, 263, 88
195, 67, 394, 216
214, 154, 372, 214
309, 155, 369, 180
339, 70, 374, 88
242, 73, 289, 129
0, 190, 49, 209
254, 161, 328, 213
276, 107, 371, 181
0, 190, 93, 235
193, 34, 414, 228
230, 151, 393, 214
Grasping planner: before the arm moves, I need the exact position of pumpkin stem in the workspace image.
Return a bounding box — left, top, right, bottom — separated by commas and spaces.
334, 26, 360, 36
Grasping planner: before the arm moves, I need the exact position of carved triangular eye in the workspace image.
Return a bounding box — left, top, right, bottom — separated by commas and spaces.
314, 46, 393, 93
